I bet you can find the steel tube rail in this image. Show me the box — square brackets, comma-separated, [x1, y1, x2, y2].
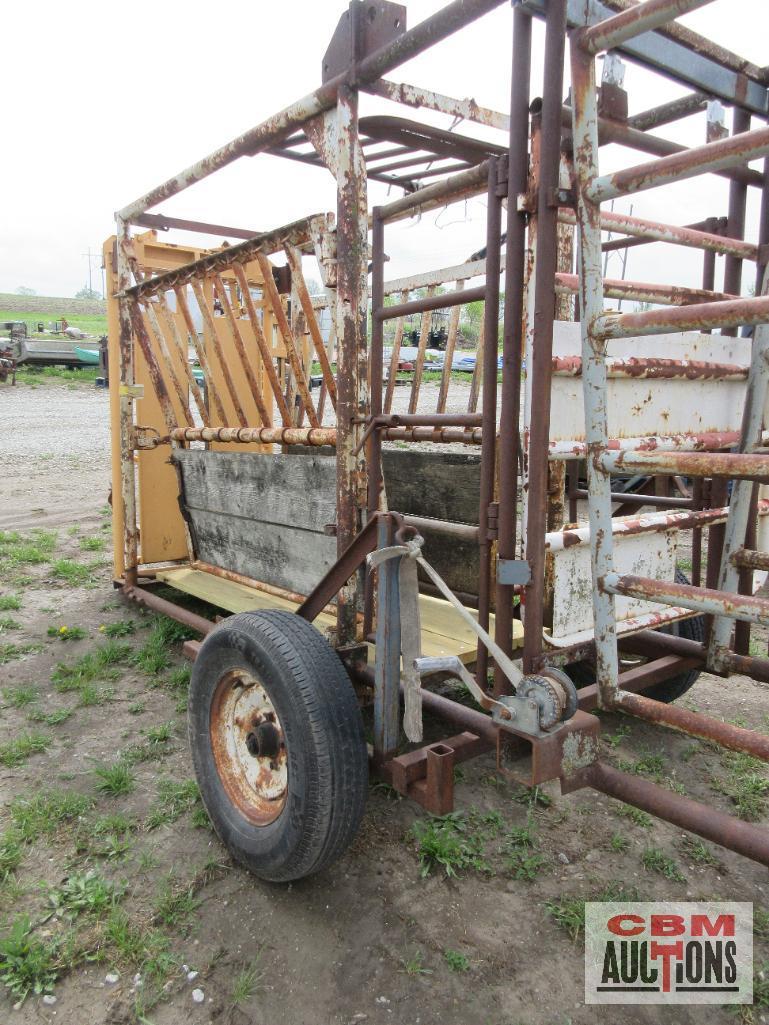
[368, 209, 386, 523]
[598, 449, 769, 480]
[364, 78, 509, 131]
[615, 691, 769, 761]
[170, 426, 338, 446]
[122, 216, 322, 302]
[375, 285, 487, 321]
[123, 586, 215, 637]
[402, 514, 480, 542]
[494, 2, 531, 688]
[379, 160, 490, 223]
[596, 295, 769, 338]
[558, 207, 758, 260]
[587, 126, 769, 203]
[554, 271, 735, 306]
[627, 91, 708, 131]
[603, 572, 769, 626]
[584, 761, 769, 866]
[118, 0, 508, 221]
[579, 0, 715, 56]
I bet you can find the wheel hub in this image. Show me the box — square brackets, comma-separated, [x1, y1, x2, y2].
[210, 669, 288, 825]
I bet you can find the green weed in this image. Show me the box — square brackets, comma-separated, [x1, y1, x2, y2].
[47, 625, 87, 641]
[0, 916, 59, 1002]
[133, 615, 196, 677]
[47, 871, 123, 921]
[0, 616, 20, 633]
[231, 956, 264, 1005]
[641, 847, 686, 883]
[100, 619, 135, 638]
[152, 884, 201, 930]
[679, 834, 719, 866]
[0, 595, 21, 611]
[410, 812, 488, 878]
[609, 833, 629, 853]
[399, 950, 432, 976]
[545, 897, 585, 942]
[443, 949, 470, 972]
[714, 751, 769, 821]
[78, 683, 114, 707]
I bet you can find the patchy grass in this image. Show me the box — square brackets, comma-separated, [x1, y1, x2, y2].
[53, 640, 132, 691]
[615, 804, 653, 828]
[133, 615, 196, 677]
[713, 751, 769, 821]
[94, 761, 135, 797]
[0, 642, 43, 665]
[0, 615, 20, 633]
[0, 529, 57, 568]
[146, 779, 200, 831]
[410, 812, 489, 878]
[609, 833, 630, 853]
[78, 536, 105, 552]
[152, 883, 201, 930]
[641, 847, 686, 883]
[28, 707, 72, 726]
[0, 833, 23, 882]
[0, 595, 21, 611]
[679, 834, 720, 866]
[10, 790, 92, 844]
[50, 559, 98, 587]
[78, 683, 115, 707]
[545, 882, 640, 943]
[3, 684, 37, 708]
[0, 732, 50, 768]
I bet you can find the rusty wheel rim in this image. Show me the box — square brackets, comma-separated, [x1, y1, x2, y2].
[210, 669, 288, 826]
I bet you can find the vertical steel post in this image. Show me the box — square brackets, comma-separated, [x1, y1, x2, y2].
[521, 0, 568, 674]
[335, 81, 369, 646]
[368, 209, 385, 518]
[374, 516, 401, 760]
[570, 37, 620, 706]
[476, 157, 503, 686]
[115, 217, 139, 587]
[494, 4, 532, 695]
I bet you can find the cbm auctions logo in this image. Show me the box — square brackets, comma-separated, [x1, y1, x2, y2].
[585, 902, 752, 1004]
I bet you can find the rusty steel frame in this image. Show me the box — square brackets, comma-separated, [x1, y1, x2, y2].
[109, 0, 769, 857]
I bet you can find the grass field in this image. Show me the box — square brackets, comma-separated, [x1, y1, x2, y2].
[0, 310, 108, 337]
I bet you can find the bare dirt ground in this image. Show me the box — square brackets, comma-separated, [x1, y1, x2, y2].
[1, 376, 769, 1025]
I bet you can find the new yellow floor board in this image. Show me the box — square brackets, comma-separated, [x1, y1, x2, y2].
[155, 566, 523, 662]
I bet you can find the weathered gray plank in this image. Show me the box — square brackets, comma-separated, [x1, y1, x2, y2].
[186, 509, 336, 595]
[174, 450, 336, 533]
[382, 449, 480, 524]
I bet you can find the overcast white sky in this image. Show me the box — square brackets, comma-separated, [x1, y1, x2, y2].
[2, 0, 768, 300]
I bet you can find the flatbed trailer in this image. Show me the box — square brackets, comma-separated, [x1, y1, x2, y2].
[107, 0, 769, 880]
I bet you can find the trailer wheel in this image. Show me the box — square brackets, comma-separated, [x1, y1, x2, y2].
[566, 571, 705, 704]
[188, 610, 368, 882]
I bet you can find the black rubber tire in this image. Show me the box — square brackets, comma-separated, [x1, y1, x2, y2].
[189, 610, 368, 882]
[566, 570, 705, 704]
